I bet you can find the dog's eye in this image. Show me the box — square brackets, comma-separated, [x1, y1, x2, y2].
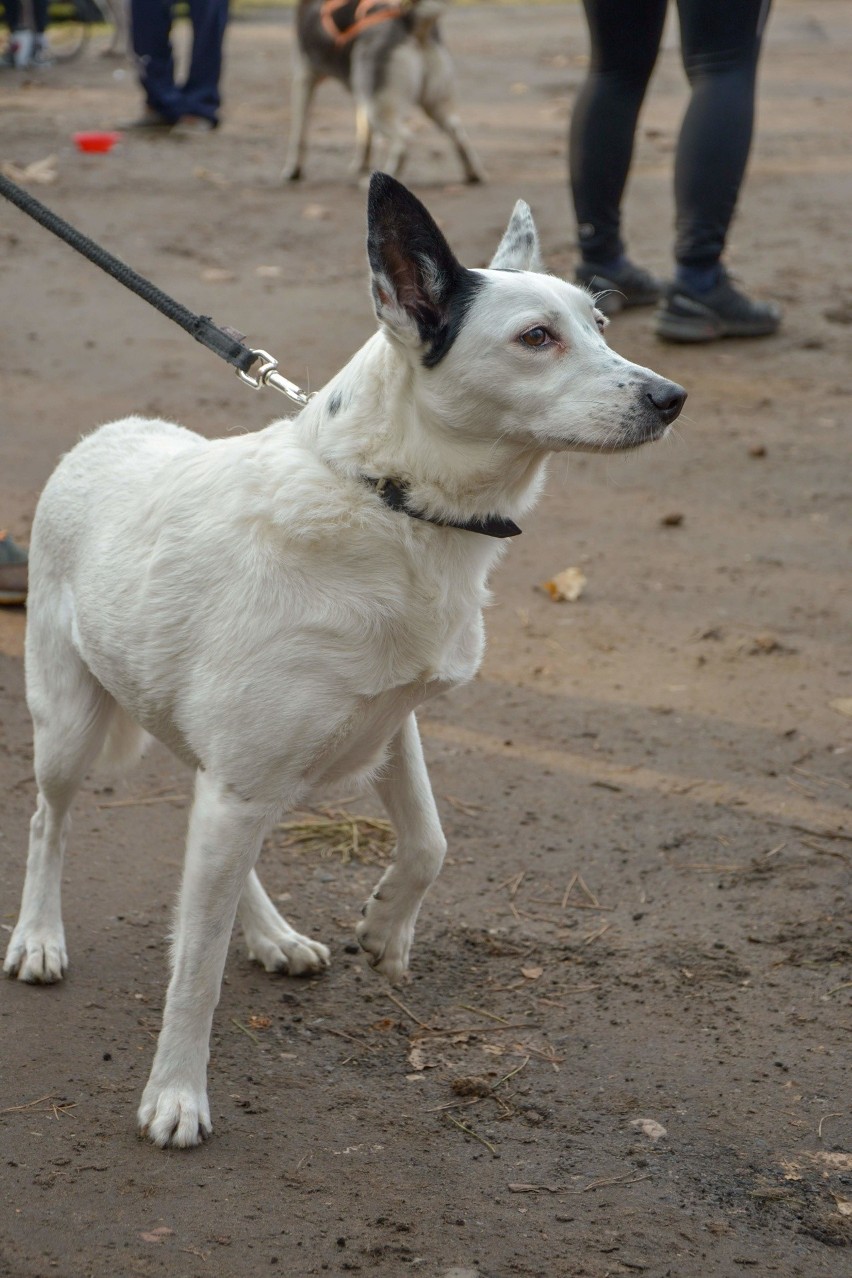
[519, 327, 551, 348]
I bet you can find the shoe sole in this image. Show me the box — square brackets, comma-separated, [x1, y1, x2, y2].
[655, 312, 781, 343]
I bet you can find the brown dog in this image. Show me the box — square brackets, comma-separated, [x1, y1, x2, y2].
[283, 0, 485, 183]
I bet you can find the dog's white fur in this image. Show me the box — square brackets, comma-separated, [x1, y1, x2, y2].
[4, 176, 683, 1148]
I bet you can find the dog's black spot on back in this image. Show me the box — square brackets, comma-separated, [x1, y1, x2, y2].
[327, 390, 344, 417]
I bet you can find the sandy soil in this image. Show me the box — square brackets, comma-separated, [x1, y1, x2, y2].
[1, 3, 850, 1275]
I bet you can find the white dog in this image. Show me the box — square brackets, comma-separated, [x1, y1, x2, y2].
[4, 174, 685, 1148]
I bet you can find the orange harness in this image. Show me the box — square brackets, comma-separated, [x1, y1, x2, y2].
[320, 0, 409, 47]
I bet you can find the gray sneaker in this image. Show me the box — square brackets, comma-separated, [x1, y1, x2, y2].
[655, 271, 782, 343]
[575, 259, 661, 316]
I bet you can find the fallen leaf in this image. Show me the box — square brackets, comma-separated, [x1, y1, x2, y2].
[302, 203, 331, 221]
[630, 1117, 667, 1141]
[541, 567, 586, 602]
[451, 1076, 491, 1098]
[200, 267, 235, 283]
[2, 155, 58, 185]
[521, 966, 543, 981]
[830, 698, 852, 718]
[139, 1227, 175, 1243]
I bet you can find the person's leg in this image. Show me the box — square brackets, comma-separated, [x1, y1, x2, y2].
[130, 0, 183, 123]
[178, 0, 229, 125]
[31, 0, 48, 34]
[674, 0, 771, 283]
[569, 0, 668, 269]
[655, 0, 779, 340]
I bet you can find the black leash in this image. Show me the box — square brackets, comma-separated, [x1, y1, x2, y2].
[1, 174, 521, 538]
[0, 172, 310, 404]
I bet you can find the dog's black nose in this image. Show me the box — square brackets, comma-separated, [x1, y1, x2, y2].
[646, 379, 687, 425]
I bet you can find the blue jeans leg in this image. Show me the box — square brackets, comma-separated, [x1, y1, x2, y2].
[131, 0, 183, 122]
[180, 0, 229, 123]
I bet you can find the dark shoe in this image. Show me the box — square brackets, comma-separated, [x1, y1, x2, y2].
[575, 259, 661, 316]
[655, 271, 782, 342]
[0, 530, 28, 605]
[171, 114, 217, 136]
[119, 107, 173, 133]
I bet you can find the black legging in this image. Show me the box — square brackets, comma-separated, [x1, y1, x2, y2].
[569, 0, 772, 270]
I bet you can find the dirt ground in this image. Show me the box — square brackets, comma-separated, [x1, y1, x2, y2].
[1, 3, 850, 1275]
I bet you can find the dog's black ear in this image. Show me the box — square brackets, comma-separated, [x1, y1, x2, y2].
[367, 172, 482, 367]
[489, 200, 543, 272]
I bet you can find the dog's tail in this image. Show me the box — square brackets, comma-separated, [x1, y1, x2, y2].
[411, 0, 446, 41]
[94, 703, 152, 776]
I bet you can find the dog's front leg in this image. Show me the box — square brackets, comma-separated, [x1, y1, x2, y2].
[357, 714, 447, 983]
[138, 771, 267, 1148]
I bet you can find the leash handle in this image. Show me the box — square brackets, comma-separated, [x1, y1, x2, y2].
[0, 172, 258, 377]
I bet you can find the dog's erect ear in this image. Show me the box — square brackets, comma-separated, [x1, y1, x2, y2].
[489, 200, 543, 272]
[367, 172, 481, 367]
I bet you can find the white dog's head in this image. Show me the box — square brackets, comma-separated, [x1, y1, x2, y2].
[367, 173, 685, 455]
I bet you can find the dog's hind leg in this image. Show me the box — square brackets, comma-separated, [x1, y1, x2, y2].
[4, 629, 116, 984]
[356, 714, 447, 984]
[282, 51, 321, 182]
[138, 769, 268, 1148]
[237, 869, 330, 976]
[422, 99, 485, 184]
[420, 44, 485, 183]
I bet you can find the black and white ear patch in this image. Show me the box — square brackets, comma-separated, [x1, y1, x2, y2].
[489, 200, 543, 273]
[367, 172, 484, 367]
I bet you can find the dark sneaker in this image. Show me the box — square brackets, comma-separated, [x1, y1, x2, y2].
[575, 259, 661, 316]
[0, 530, 28, 605]
[655, 272, 782, 342]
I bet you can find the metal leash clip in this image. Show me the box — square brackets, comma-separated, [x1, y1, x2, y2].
[236, 349, 313, 407]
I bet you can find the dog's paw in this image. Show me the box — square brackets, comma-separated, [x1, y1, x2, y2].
[355, 893, 415, 985]
[281, 164, 302, 183]
[138, 1085, 212, 1149]
[246, 925, 331, 978]
[3, 927, 67, 984]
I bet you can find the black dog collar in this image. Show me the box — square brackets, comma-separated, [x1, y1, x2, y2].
[364, 477, 522, 539]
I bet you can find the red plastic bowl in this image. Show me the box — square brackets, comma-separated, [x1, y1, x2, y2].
[73, 131, 122, 154]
